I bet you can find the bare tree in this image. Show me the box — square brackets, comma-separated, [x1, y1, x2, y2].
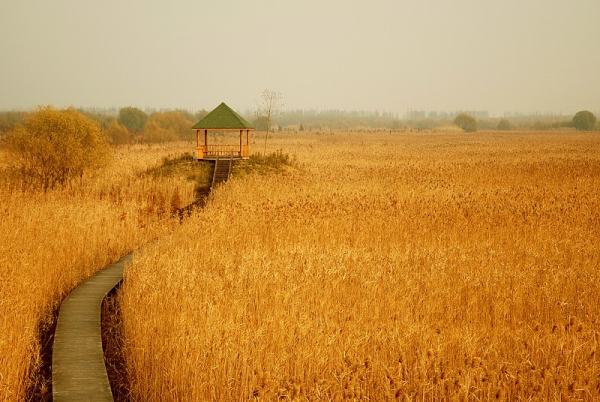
[258, 89, 283, 154]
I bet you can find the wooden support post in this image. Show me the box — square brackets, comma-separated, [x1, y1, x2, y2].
[246, 129, 249, 145]
[196, 129, 199, 147]
[204, 129, 208, 147]
[239, 129, 243, 155]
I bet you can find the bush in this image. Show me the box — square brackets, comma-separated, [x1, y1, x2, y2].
[105, 119, 132, 145]
[497, 119, 512, 131]
[143, 120, 179, 143]
[118, 107, 148, 133]
[454, 113, 477, 132]
[572, 110, 596, 131]
[3, 107, 110, 190]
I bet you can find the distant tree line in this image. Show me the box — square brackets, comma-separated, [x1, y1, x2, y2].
[1, 108, 598, 144]
[0, 108, 210, 142]
[255, 109, 600, 132]
[100, 107, 209, 144]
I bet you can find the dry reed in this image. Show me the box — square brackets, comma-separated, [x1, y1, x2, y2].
[121, 131, 600, 400]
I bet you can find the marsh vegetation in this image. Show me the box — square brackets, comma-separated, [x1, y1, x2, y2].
[119, 131, 600, 400]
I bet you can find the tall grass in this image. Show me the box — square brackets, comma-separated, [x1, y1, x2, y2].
[121, 132, 600, 400]
[0, 143, 196, 401]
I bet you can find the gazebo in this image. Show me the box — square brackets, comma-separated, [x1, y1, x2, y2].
[192, 102, 254, 160]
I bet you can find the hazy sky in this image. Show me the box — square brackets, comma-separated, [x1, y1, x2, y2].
[1, 0, 599, 115]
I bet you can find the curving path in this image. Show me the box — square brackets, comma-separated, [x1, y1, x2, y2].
[51, 158, 234, 401]
[52, 255, 131, 401]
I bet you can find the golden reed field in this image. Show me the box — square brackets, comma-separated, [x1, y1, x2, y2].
[0, 143, 196, 401]
[120, 131, 600, 400]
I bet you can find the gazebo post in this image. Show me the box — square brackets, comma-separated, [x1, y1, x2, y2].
[239, 129, 242, 155]
[204, 129, 208, 148]
[195, 129, 199, 148]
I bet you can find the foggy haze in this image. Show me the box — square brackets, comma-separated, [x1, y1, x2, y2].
[0, 0, 598, 115]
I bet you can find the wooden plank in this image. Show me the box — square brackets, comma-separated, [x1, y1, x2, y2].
[52, 255, 132, 401]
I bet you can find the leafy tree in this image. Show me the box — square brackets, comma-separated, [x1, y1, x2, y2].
[105, 119, 131, 145]
[454, 113, 477, 132]
[3, 107, 110, 190]
[497, 119, 512, 131]
[143, 120, 178, 143]
[572, 110, 596, 131]
[118, 107, 148, 133]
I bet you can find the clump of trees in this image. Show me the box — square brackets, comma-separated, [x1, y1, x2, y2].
[118, 107, 148, 133]
[3, 107, 110, 190]
[111, 108, 200, 144]
[572, 110, 596, 131]
[454, 113, 478, 132]
[105, 119, 132, 145]
[143, 111, 194, 143]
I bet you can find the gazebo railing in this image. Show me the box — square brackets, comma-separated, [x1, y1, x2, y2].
[196, 145, 249, 159]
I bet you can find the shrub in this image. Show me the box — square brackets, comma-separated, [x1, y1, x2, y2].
[454, 113, 477, 132]
[143, 120, 179, 143]
[105, 119, 132, 145]
[572, 110, 596, 131]
[497, 119, 512, 131]
[2, 107, 110, 190]
[118, 107, 148, 133]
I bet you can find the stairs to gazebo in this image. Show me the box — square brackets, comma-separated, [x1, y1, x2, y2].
[211, 157, 233, 188]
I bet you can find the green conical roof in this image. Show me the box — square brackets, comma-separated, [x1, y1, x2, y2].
[192, 102, 253, 129]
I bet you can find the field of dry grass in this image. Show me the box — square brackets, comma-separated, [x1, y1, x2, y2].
[121, 131, 600, 400]
[0, 143, 198, 401]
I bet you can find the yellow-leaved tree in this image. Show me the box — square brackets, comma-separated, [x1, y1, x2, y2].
[104, 119, 132, 145]
[3, 107, 110, 190]
[143, 111, 193, 143]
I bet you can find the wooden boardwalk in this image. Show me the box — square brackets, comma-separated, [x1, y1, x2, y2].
[50, 158, 234, 401]
[52, 255, 131, 401]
